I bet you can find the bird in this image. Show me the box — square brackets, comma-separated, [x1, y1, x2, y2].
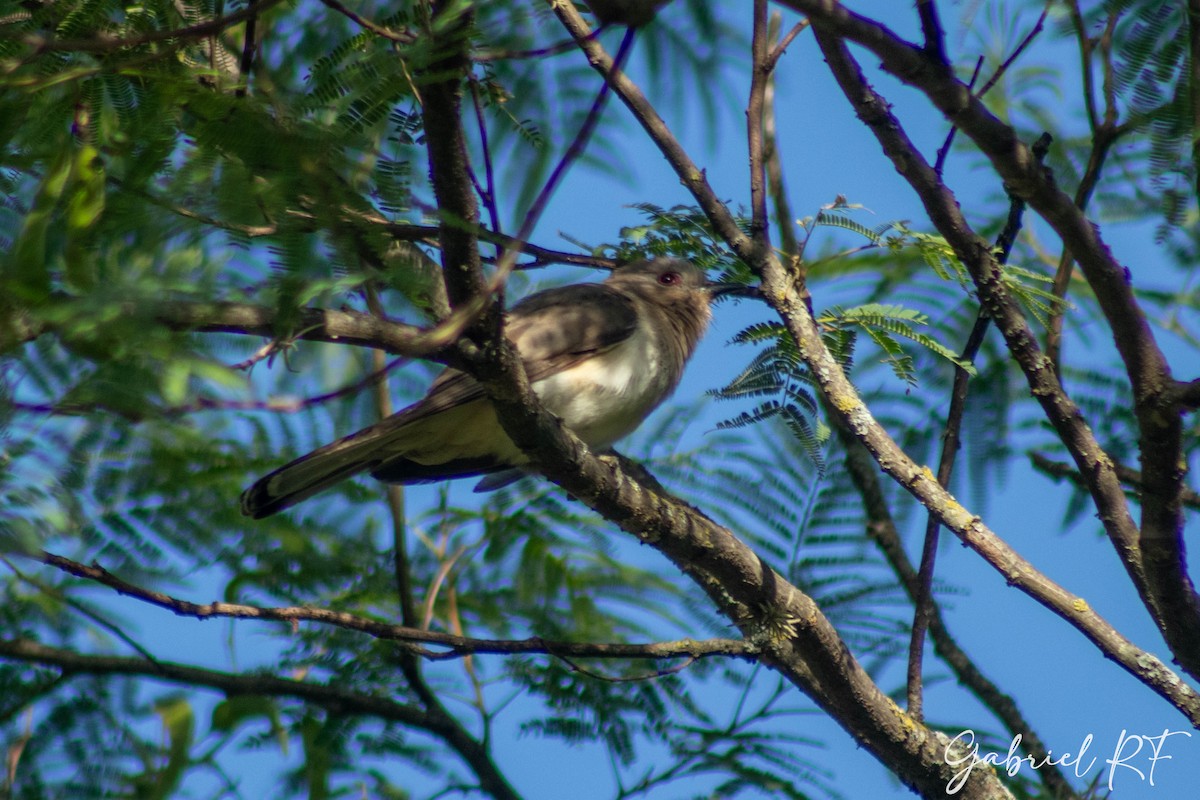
[240, 257, 754, 518]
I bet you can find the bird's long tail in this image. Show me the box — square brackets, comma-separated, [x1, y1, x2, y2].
[239, 423, 399, 519]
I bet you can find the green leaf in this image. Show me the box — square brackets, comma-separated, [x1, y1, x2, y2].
[64, 143, 106, 290]
[145, 695, 194, 800]
[8, 145, 73, 302]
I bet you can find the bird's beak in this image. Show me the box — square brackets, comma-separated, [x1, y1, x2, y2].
[707, 282, 762, 300]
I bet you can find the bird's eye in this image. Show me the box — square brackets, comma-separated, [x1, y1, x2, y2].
[658, 271, 681, 286]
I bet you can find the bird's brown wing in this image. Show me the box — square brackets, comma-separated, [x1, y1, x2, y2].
[365, 284, 638, 486]
[406, 282, 639, 414]
[241, 283, 638, 517]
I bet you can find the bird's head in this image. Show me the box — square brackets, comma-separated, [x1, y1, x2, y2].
[606, 257, 761, 305]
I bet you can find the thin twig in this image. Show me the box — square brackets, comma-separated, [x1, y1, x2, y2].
[363, 287, 418, 631]
[555, 654, 699, 683]
[747, 0, 771, 252]
[1, 557, 163, 668]
[13, 355, 410, 419]
[131, 182, 616, 270]
[473, 37, 581, 62]
[908, 132, 1051, 720]
[502, 26, 635, 259]
[235, 0, 259, 97]
[934, 57, 982, 176]
[547, 1, 753, 263]
[468, 77, 503, 260]
[1047, 9, 1125, 375]
[1030, 452, 1200, 511]
[763, 19, 810, 77]
[32, 552, 755, 662]
[1067, 0, 1099, 131]
[314, 0, 416, 43]
[23, 0, 288, 53]
[763, 12, 800, 261]
[974, 1, 1050, 99]
[934, 1, 1048, 175]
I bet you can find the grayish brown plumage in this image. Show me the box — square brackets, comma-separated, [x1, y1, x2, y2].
[240, 258, 751, 518]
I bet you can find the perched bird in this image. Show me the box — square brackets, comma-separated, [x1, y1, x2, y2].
[240, 258, 754, 518]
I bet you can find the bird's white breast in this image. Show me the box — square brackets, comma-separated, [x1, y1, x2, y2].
[531, 323, 674, 449]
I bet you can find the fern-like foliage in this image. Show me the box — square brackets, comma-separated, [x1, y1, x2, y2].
[1088, 0, 1194, 237]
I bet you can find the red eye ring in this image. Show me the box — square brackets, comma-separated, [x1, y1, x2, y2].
[658, 271, 681, 286]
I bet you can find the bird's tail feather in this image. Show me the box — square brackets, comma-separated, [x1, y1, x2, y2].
[240, 426, 399, 519]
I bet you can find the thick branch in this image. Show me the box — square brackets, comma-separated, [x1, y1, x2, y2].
[519, 7, 1030, 798]
[474, 351, 1021, 796]
[420, 1, 486, 309]
[1172, 378, 1200, 411]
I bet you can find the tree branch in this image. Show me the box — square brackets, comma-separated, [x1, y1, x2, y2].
[1047, 9, 1125, 374]
[314, 0, 416, 43]
[915, 0, 947, 65]
[0, 637, 519, 800]
[22, 0, 288, 53]
[806, 19, 1200, 681]
[839, 435, 1081, 800]
[747, 0, 771, 253]
[36, 553, 759, 663]
[1030, 452, 1200, 512]
[1171, 378, 1200, 411]
[759, 217, 1200, 724]
[548, 1, 755, 269]
[763, 13, 802, 261]
[908, 137, 1046, 721]
[1190, 0, 1200, 205]
[715, 24, 1200, 729]
[4, 296, 478, 365]
[777, 3, 1200, 675]
[764, 18, 809, 74]
[420, 1, 487, 312]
